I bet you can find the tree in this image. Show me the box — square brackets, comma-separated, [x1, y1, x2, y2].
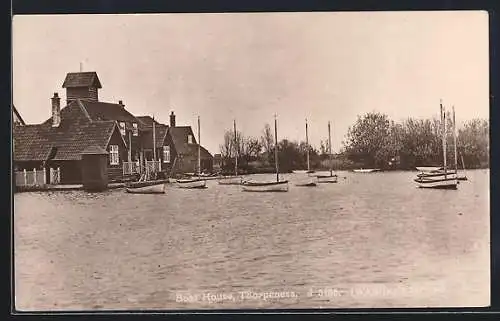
[458, 119, 489, 168]
[260, 123, 274, 164]
[344, 112, 392, 168]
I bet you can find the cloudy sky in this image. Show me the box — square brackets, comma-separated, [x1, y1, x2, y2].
[13, 11, 488, 154]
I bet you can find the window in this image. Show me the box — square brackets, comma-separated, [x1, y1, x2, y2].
[132, 123, 138, 136]
[110, 145, 119, 165]
[188, 135, 193, 144]
[119, 122, 126, 136]
[163, 146, 171, 163]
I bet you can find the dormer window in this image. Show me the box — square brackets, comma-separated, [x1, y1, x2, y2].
[188, 135, 193, 144]
[132, 123, 138, 136]
[119, 122, 126, 136]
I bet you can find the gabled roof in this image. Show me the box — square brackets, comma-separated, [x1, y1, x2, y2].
[136, 116, 162, 128]
[62, 72, 102, 88]
[79, 101, 142, 129]
[168, 126, 196, 155]
[14, 120, 120, 161]
[12, 105, 26, 125]
[167, 126, 213, 159]
[141, 124, 169, 149]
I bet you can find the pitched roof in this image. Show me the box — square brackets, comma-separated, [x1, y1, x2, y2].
[14, 120, 120, 161]
[168, 126, 196, 155]
[141, 124, 169, 149]
[12, 105, 26, 125]
[79, 101, 142, 129]
[136, 116, 163, 127]
[167, 126, 213, 159]
[62, 72, 102, 88]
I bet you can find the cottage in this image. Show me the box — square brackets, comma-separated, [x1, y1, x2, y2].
[13, 96, 127, 184]
[162, 111, 213, 175]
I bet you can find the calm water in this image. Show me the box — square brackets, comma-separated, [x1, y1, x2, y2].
[14, 170, 490, 310]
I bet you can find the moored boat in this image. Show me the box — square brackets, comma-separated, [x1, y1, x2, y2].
[316, 121, 338, 183]
[317, 173, 338, 183]
[126, 181, 165, 194]
[242, 115, 288, 192]
[295, 118, 317, 187]
[353, 168, 381, 173]
[416, 166, 443, 173]
[176, 178, 207, 189]
[415, 100, 457, 190]
[242, 179, 289, 192]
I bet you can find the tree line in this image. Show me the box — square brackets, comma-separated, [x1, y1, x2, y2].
[218, 112, 489, 173]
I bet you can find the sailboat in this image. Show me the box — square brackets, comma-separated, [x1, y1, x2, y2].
[218, 120, 244, 185]
[414, 101, 457, 189]
[126, 117, 166, 194]
[242, 115, 289, 192]
[177, 116, 207, 189]
[295, 119, 318, 187]
[316, 121, 338, 183]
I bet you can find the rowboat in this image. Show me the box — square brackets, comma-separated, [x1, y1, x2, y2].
[353, 168, 381, 173]
[416, 166, 443, 173]
[176, 178, 207, 189]
[242, 180, 289, 192]
[242, 115, 288, 192]
[125, 181, 166, 194]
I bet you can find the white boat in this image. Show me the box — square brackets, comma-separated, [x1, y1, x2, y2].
[315, 121, 339, 183]
[295, 119, 317, 187]
[125, 182, 166, 194]
[177, 116, 208, 190]
[176, 178, 207, 189]
[416, 166, 443, 173]
[353, 168, 381, 173]
[219, 120, 245, 185]
[415, 100, 457, 189]
[242, 115, 288, 192]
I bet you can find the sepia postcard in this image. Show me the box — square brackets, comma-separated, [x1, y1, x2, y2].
[12, 11, 490, 311]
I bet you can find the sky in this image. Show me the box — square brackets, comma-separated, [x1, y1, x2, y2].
[12, 11, 489, 155]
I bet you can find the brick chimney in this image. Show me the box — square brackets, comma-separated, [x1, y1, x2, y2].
[51, 92, 61, 127]
[119, 100, 124, 108]
[170, 111, 176, 127]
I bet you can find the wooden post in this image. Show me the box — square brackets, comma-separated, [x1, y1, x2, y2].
[274, 114, 279, 182]
[43, 167, 47, 184]
[23, 169, 27, 186]
[58, 167, 60, 184]
[306, 118, 310, 172]
[33, 168, 37, 185]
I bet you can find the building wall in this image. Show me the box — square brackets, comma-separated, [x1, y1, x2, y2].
[66, 87, 98, 103]
[106, 128, 128, 182]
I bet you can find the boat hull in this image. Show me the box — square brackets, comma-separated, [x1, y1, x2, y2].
[242, 180, 289, 192]
[414, 176, 458, 189]
[125, 184, 165, 194]
[353, 169, 381, 173]
[176, 179, 207, 189]
[218, 176, 244, 185]
[317, 175, 338, 183]
[416, 166, 443, 172]
[295, 177, 318, 187]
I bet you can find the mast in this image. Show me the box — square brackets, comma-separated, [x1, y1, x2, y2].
[441, 102, 447, 178]
[306, 119, 310, 171]
[234, 119, 238, 176]
[452, 105, 458, 174]
[274, 115, 279, 182]
[152, 116, 156, 162]
[198, 116, 201, 177]
[328, 121, 332, 176]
